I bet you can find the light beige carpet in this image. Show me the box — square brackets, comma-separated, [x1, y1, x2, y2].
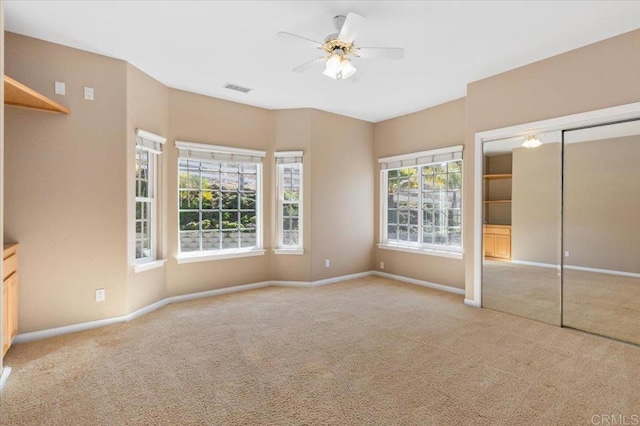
[1, 276, 639, 425]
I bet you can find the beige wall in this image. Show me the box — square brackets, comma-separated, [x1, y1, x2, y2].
[4, 33, 129, 332]
[310, 110, 374, 281]
[372, 98, 466, 289]
[466, 29, 640, 299]
[564, 136, 640, 273]
[1, 0, 5, 371]
[125, 64, 170, 312]
[270, 109, 312, 282]
[164, 89, 273, 296]
[511, 143, 562, 264]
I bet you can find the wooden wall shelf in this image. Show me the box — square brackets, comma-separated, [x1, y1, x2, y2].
[483, 174, 512, 180]
[4, 75, 71, 114]
[483, 200, 512, 204]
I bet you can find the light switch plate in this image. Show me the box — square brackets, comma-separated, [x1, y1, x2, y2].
[96, 288, 106, 302]
[54, 81, 65, 95]
[84, 86, 94, 100]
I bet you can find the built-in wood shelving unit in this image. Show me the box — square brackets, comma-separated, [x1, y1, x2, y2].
[4, 75, 71, 114]
[483, 173, 512, 180]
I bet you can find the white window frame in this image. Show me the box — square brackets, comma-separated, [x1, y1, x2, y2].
[134, 129, 166, 269]
[378, 145, 464, 259]
[274, 151, 304, 255]
[175, 140, 266, 263]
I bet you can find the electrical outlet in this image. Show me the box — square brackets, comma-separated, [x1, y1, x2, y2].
[325, 259, 330, 268]
[565, 251, 570, 257]
[84, 86, 94, 100]
[54, 81, 65, 95]
[379, 261, 385, 270]
[95, 288, 106, 302]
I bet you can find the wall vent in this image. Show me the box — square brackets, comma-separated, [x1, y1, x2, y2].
[223, 83, 252, 93]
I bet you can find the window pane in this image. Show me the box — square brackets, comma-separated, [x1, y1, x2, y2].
[202, 212, 219, 230]
[180, 231, 200, 252]
[240, 212, 256, 230]
[222, 212, 239, 229]
[388, 209, 398, 225]
[180, 190, 199, 210]
[180, 211, 199, 231]
[387, 225, 398, 240]
[202, 231, 220, 251]
[222, 231, 239, 249]
[240, 193, 256, 210]
[409, 226, 419, 242]
[240, 231, 257, 248]
[222, 193, 238, 210]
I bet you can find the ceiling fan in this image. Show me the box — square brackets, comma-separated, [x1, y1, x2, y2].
[277, 12, 405, 80]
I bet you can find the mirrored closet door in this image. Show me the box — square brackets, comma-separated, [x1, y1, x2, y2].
[482, 135, 562, 326]
[562, 120, 640, 345]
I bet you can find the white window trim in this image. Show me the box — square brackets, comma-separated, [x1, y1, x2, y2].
[134, 259, 167, 273]
[273, 248, 304, 255]
[177, 248, 266, 264]
[175, 140, 266, 160]
[175, 140, 266, 257]
[275, 151, 303, 252]
[377, 243, 463, 259]
[134, 129, 166, 266]
[378, 145, 463, 255]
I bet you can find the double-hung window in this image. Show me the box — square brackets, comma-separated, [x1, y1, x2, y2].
[378, 145, 463, 257]
[135, 129, 166, 265]
[275, 151, 303, 254]
[176, 141, 266, 261]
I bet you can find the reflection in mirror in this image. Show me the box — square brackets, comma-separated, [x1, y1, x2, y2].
[562, 120, 640, 345]
[482, 133, 562, 325]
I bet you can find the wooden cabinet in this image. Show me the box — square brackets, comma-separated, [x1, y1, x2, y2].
[483, 225, 511, 260]
[2, 243, 19, 359]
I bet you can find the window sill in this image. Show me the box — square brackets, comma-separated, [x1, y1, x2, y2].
[134, 259, 167, 273]
[273, 248, 304, 255]
[176, 248, 266, 264]
[377, 243, 463, 259]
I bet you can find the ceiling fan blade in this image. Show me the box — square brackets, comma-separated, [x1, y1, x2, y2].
[338, 12, 365, 44]
[292, 57, 326, 73]
[277, 31, 323, 48]
[355, 47, 405, 60]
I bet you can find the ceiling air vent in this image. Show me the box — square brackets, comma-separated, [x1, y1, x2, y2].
[223, 83, 252, 94]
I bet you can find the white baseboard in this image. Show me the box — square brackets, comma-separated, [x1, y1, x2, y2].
[126, 299, 170, 322]
[372, 271, 465, 295]
[510, 259, 559, 269]
[313, 271, 374, 286]
[464, 298, 480, 307]
[273, 271, 375, 288]
[0, 367, 11, 390]
[14, 314, 130, 344]
[563, 265, 640, 279]
[166, 281, 272, 304]
[12, 270, 465, 345]
[272, 280, 312, 288]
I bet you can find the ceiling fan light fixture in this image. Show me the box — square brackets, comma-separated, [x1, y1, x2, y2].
[340, 58, 356, 79]
[522, 135, 542, 149]
[322, 53, 357, 80]
[323, 53, 342, 79]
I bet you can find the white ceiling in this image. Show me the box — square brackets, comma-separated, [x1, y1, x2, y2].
[4, 1, 640, 123]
